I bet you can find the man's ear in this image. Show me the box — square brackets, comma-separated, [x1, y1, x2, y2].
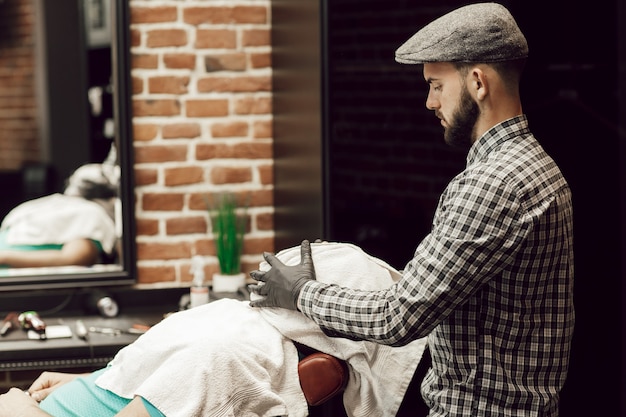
[470, 67, 488, 101]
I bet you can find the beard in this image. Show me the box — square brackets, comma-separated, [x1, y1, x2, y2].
[443, 86, 479, 148]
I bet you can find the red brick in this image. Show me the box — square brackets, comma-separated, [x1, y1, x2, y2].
[195, 143, 221, 160]
[183, 6, 232, 25]
[137, 265, 177, 284]
[133, 124, 159, 141]
[166, 216, 208, 235]
[242, 29, 270, 47]
[197, 76, 271, 93]
[258, 164, 273, 185]
[136, 218, 159, 235]
[142, 193, 185, 211]
[247, 189, 273, 207]
[132, 53, 159, 69]
[137, 241, 192, 260]
[234, 96, 272, 115]
[211, 121, 249, 138]
[196, 142, 271, 160]
[131, 6, 178, 24]
[255, 212, 274, 231]
[235, 142, 272, 159]
[195, 29, 236, 49]
[253, 120, 272, 138]
[164, 53, 196, 69]
[148, 76, 190, 94]
[134, 144, 188, 163]
[204, 53, 247, 72]
[133, 99, 181, 117]
[132, 76, 143, 95]
[211, 166, 252, 184]
[250, 52, 271, 69]
[164, 166, 204, 186]
[185, 99, 229, 117]
[130, 28, 141, 47]
[194, 238, 216, 256]
[134, 168, 158, 186]
[243, 237, 274, 255]
[183, 6, 266, 25]
[146, 29, 188, 48]
[162, 123, 201, 139]
[233, 6, 268, 24]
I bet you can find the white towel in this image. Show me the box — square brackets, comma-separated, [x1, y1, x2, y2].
[0, 193, 117, 254]
[96, 299, 307, 417]
[96, 242, 426, 417]
[258, 242, 427, 417]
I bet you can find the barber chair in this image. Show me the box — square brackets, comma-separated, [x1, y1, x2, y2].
[297, 344, 430, 417]
[296, 342, 348, 408]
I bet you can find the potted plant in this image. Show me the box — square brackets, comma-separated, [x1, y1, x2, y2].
[206, 193, 247, 293]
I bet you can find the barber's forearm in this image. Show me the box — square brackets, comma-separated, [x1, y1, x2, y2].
[298, 280, 409, 345]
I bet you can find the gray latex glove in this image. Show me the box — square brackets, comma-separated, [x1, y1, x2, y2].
[249, 240, 316, 310]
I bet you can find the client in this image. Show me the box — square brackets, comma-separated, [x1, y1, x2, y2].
[0, 163, 119, 268]
[0, 242, 427, 417]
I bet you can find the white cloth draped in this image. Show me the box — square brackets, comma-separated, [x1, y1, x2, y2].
[96, 242, 427, 416]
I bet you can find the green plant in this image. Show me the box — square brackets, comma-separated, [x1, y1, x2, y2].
[206, 193, 247, 275]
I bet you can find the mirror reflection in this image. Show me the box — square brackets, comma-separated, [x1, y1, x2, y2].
[0, 161, 120, 270]
[0, 0, 127, 279]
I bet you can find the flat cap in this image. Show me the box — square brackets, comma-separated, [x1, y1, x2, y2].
[395, 3, 528, 64]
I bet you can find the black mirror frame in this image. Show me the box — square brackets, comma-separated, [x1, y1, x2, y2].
[111, 0, 137, 282]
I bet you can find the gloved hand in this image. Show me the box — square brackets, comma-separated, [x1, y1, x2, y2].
[249, 240, 316, 310]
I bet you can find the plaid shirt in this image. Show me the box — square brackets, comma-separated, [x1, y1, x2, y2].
[298, 115, 574, 417]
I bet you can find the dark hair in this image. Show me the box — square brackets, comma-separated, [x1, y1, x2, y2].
[453, 58, 527, 93]
[73, 180, 118, 200]
[64, 164, 119, 200]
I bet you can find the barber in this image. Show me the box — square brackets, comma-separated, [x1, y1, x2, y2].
[251, 3, 574, 416]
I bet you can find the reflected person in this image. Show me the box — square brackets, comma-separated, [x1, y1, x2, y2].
[0, 163, 119, 268]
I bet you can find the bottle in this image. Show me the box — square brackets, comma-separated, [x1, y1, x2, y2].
[189, 255, 209, 308]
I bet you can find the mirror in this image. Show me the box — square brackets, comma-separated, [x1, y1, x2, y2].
[0, 0, 135, 290]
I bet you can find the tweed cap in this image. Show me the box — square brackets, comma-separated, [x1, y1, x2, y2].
[395, 3, 528, 64]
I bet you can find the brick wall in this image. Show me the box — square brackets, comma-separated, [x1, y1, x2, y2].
[129, 0, 274, 286]
[0, 0, 39, 170]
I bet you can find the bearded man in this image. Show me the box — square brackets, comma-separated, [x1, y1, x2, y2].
[251, 3, 575, 416]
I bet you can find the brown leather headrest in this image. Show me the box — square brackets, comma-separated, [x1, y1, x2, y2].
[297, 352, 349, 406]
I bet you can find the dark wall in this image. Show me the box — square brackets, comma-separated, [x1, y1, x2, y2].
[323, 1, 468, 269]
[515, 2, 621, 416]
[322, 2, 622, 415]
[274, 1, 624, 415]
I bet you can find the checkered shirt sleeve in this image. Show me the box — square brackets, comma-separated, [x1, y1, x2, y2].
[298, 116, 574, 416]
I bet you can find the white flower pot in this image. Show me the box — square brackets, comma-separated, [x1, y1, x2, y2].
[212, 272, 245, 293]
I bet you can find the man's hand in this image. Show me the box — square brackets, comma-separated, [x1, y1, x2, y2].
[249, 240, 316, 310]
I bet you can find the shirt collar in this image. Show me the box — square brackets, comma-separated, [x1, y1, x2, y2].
[466, 115, 530, 167]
